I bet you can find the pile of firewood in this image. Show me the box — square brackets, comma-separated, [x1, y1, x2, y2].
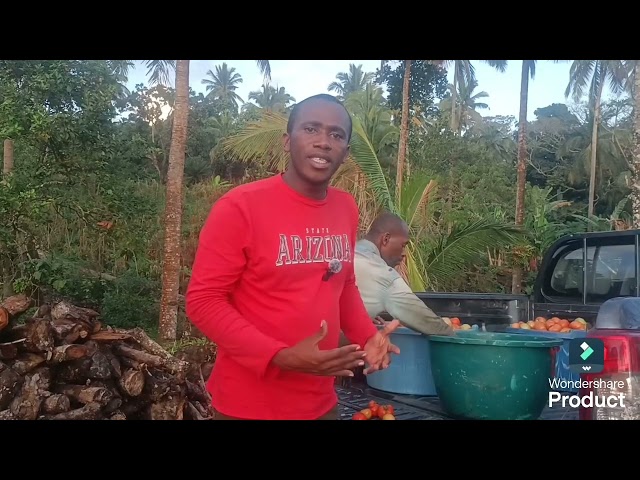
[0, 294, 214, 420]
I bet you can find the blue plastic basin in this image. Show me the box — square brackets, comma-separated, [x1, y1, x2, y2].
[365, 325, 437, 396]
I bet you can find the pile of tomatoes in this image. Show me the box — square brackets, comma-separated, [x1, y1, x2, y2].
[351, 400, 396, 420]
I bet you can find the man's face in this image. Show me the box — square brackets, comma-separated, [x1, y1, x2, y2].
[380, 224, 410, 268]
[283, 99, 351, 186]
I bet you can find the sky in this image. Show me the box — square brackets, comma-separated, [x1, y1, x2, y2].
[124, 60, 622, 122]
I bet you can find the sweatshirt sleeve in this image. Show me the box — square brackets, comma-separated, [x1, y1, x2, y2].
[185, 194, 289, 378]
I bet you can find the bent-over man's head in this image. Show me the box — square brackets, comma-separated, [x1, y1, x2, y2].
[364, 211, 409, 268]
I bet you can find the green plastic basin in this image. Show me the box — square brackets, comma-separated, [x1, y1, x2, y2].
[428, 331, 563, 420]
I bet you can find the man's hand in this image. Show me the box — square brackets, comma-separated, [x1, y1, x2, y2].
[373, 316, 386, 326]
[363, 320, 401, 375]
[272, 320, 367, 377]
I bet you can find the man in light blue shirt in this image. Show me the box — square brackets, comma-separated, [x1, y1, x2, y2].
[354, 212, 453, 336]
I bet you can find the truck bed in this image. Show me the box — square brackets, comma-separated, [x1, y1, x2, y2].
[336, 384, 578, 420]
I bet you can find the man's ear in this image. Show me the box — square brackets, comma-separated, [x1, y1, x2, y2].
[338, 144, 350, 165]
[382, 232, 390, 246]
[282, 133, 290, 152]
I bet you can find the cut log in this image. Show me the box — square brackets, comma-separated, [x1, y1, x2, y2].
[0, 367, 22, 409]
[0, 409, 15, 420]
[0, 306, 8, 333]
[51, 322, 88, 344]
[50, 344, 90, 363]
[43, 402, 102, 420]
[112, 344, 163, 368]
[90, 331, 131, 342]
[148, 394, 186, 420]
[24, 319, 55, 358]
[87, 349, 113, 380]
[10, 353, 46, 375]
[100, 346, 122, 379]
[116, 327, 189, 375]
[0, 298, 215, 420]
[118, 369, 145, 397]
[9, 372, 45, 420]
[54, 385, 113, 407]
[50, 301, 99, 329]
[42, 394, 71, 414]
[109, 410, 127, 420]
[1, 294, 33, 317]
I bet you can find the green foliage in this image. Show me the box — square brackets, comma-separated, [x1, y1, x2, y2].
[375, 60, 449, 116]
[0, 59, 635, 330]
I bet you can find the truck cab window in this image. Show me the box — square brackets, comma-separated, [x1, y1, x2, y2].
[543, 235, 638, 304]
[585, 243, 636, 302]
[549, 245, 586, 300]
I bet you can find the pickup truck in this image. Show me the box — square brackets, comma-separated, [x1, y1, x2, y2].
[337, 228, 640, 420]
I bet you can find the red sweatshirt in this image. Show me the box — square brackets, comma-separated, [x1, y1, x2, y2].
[185, 173, 379, 420]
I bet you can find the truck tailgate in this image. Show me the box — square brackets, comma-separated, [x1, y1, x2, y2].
[337, 385, 578, 420]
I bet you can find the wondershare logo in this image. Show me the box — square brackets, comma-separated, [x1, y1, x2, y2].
[580, 342, 594, 361]
[569, 338, 604, 374]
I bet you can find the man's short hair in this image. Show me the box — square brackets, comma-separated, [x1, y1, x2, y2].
[368, 211, 407, 235]
[286, 94, 353, 142]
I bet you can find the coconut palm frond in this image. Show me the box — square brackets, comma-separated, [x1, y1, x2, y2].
[219, 110, 289, 172]
[350, 116, 394, 212]
[399, 241, 428, 291]
[424, 219, 524, 287]
[399, 176, 438, 234]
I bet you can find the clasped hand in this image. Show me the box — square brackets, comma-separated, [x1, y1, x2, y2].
[272, 320, 401, 377]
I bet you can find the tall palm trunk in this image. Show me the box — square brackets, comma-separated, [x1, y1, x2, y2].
[2, 139, 14, 297]
[633, 61, 640, 228]
[396, 60, 411, 202]
[512, 61, 530, 294]
[588, 79, 605, 219]
[159, 60, 190, 342]
[450, 62, 458, 132]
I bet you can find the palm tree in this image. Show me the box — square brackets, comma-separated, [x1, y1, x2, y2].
[565, 60, 630, 219]
[438, 79, 490, 134]
[328, 64, 374, 100]
[201, 63, 244, 112]
[435, 60, 507, 132]
[159, 60, 190, 342]
[245, 84, 296, 113]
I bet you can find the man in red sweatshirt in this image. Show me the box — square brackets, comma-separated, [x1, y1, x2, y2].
[185, 93, 400, 420]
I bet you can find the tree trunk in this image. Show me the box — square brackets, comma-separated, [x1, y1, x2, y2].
[2, 139, 15, 298]
[396, 60, 411, 204]
[3, 139, 13, 175]
[450, 62, 458, 132]
[588, 79, 604, 220]
[512, 61, 530, 294]
[159, 60, 190, 342]
[632, 61, 640, 229]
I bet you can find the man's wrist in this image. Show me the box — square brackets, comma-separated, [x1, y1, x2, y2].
[272, 347, 292, 370]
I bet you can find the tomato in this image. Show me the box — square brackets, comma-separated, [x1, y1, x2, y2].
[377, 407, 387, 419]
[352, 412, 367, 420]
[382, 413, 395, 420]
[360, 408, 372, 420]
[370, 404, 379, 416]
[368, 400, 378, 409]
[384, 405, 395, 415]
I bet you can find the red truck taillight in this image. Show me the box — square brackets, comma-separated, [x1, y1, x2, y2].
[579, 330, 640, 420]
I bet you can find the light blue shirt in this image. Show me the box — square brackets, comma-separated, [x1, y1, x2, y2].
[354, 239, 453, 336]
